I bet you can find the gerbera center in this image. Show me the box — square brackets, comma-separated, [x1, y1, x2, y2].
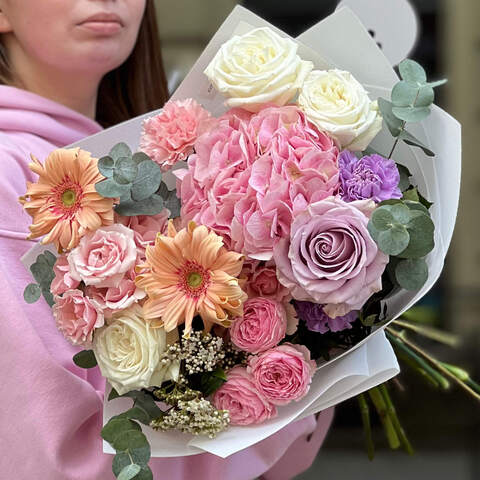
[187, 271, 203, 289]
[61, 189, 76, 207]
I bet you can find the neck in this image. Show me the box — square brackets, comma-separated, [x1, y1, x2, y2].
[5, 37, 101, 119]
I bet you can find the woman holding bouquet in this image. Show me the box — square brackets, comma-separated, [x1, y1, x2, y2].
[0, 1, 333, 479]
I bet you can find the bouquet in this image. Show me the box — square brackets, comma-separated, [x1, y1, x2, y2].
[19, 6, 464, 479]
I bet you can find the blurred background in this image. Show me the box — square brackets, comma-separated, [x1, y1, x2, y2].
[154, 0, 479, 478]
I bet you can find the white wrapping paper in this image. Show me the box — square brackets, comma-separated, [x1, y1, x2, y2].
[56, 5, 459, 458]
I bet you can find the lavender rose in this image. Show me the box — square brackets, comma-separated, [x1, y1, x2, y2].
[273, 197, 389, 317]
[339, 150, 401, 203]
[294, 301, 357, 333]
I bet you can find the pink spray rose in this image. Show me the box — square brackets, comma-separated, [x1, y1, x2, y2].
[273, 197, 389, 318]
[68, 224, 137, 288]
[247, 343, 316, 405]
[212, 366, 277, 425]
[241, 260, 289, 302]
[86, 267, 146, 318]
[51, 254, 80, 295]
[140, 98, 215, 170]
[53, 289, 104, 346]
[115, 210, 170, 256]
[230, 297, 287, 353]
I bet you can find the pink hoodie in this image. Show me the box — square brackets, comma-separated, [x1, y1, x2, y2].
[0, 85, 333, 480]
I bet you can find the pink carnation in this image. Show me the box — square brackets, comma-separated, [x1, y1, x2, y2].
[51, 254, 80, 295]
[273, 197, 389, 317]
[140, 99, 215, 170]
[86, 267, 146, 318]
[53, 290, 104, 346]
[68, 224, 137, 289]
[230, 297, 287, 354]
[212, 366, 277, 426]
[247, 343, 316, 405]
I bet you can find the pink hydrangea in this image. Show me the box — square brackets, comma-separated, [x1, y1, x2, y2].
[51, 254, 80, 295]
[68, 224, 137, 289]
[212, 366, 277, 426]
[273, 197, 389, 317]
[140, 99, 216, 170]
[53, 290, 104, 346]
[247, 343, 316, 405]
[230, 297, 287, 353]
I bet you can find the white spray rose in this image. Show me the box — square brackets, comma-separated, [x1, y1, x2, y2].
[93, 304, 179, 395]
[204, 27, 313, 112]
[298, 69, 382, 151]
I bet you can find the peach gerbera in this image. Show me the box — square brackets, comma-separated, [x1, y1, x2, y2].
[135, 220, 247, 336]
[19, 148, 114, 252]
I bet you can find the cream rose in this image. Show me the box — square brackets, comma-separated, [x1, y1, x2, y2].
[298, 69, 382, 151]
[92, 304, 179, 395]
[204, 27, 313, 112]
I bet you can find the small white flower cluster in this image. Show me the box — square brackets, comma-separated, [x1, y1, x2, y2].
[151, 398, 230, 438]
[182, 331, 226, 375]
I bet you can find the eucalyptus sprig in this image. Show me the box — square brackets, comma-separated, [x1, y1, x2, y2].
[23, 250, 56, 306]
[378, 59, 446, 159]
[95, 142, 181, 218]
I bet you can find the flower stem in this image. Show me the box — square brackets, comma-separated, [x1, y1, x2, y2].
[387, 327, 480, 401]
[368, 387, 400, 449]
[357, 393, 375, 460]
[379, 384, 414, 455]
[393, 319, 460, 347]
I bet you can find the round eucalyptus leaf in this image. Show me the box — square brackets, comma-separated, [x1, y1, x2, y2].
[416, 85, 435, 107]
[390, 203, 411, 225]
[112, 452, 131, 477]
[72, 349, 97, 369]
[404, 200, 429, 215]
[110, 142, 132, 161]
[391, 81, 418, 107]
[377, 225, 410, 256]
[402, 187, 420, 202]
[96, 178, 131, 198]
[101, 418, 141, 444]
[396, 164, 412, 192]
[43, 250, 57, 267]
[399, 59, 427, 84]
[24, 283, 42, 303]
[131, 160, 162, 201]
[98, 156, 115, 178]
[371, 207, 394, 231]
[398, 213, 435, 258]
[114, 157, 138, 184]
[132, 151, 152, 165]
[116, 195, 165, 217]
[367, 219, 381, 242]
[395, 258, 428, 290]
[113, 430, 151, 465]
[378, 97, 403, 137]
[392, 106, 431, 123]
[118, 464, 142, 480]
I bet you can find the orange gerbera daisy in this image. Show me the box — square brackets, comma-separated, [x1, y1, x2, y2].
[19, 148, 114, 252]
[135, 221, 247, 336]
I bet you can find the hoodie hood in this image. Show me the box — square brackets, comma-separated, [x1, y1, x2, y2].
[0, 85, 102, 147]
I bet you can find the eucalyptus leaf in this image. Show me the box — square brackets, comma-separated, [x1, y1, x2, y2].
[112, 452, 132, 477]
[163, 191, 181, 218]
[118, 464, 142, 480]
[404, 200, 429, 215]
[101, 418, 141, 444]
[24, 283, 41, 303]
[116, 390, 164, 420]
[116, 406, 151, 426]
[415, 85, 435, 107]
[114, 157, 138, 185]
[30, 261, 54, 286]
[110, 142, 132, 161]
[131, 161, 162, 202]
[98, 156, 115, 178]
[132, 152, 152, 165]
[116, 194, 165, 217]
[390, 203, 411, 224]
[402, 188, 420, 202]
[427, 79, 447, 89]
[43, 250, 57, 267]
[377, 225, 410, 256]
[367, 221, 381, 243]
[200, 367, 228, 396]
[398, 213, 435, 258]
[371, 208, 394, 231]
[399, 59, 427, 84]
[395, 258, 428, 290]
[73, 349, 97, 369]
[399, 130, 435, 157]
[391, 81, 418, 107]
[96, 178, 131, 198]
[112, 431, 150, 465]
[378, 98, 404, 137]
[392, 106, 431, 123]
[397, 164, 412, 191]
[417, 190, 434, 210]
[133, 466, 153, 480]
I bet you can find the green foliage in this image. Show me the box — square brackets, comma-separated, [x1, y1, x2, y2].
[95, 142, 181, 218]
[72, 349, 98, 369]
[25, 251, 56, 306]
[379, 59, 446, 158]
[395, 258, 429, 290]
[117, 464, 141, 480]
[200, 368, 227, 397]
[396, 164, 412, 192]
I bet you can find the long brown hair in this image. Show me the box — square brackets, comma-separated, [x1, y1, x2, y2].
[0, 1, 169, 128]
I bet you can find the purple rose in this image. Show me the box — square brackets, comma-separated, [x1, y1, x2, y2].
[339, 150, 401, 202]
[294, 301, 357, 333]
[273, 197, 389, 318]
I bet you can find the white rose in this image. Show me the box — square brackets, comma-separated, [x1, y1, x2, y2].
[93, 304, 179, 395]
[204, 27, 313, 112]
[298, 69, 382, 151]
